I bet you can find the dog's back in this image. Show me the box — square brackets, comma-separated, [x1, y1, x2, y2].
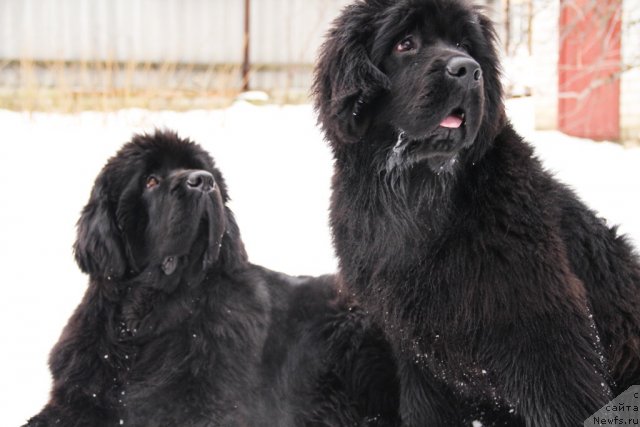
[250, 267, 401, 427]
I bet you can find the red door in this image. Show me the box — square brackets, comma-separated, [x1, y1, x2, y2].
[558, 0, 621, 141]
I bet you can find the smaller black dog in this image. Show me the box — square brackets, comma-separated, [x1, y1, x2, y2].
[24, 131, 399, 427]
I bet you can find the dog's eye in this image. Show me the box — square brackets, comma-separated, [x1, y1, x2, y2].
[456, 41, 471, 52]
[146, 176, 160, 189]
[395, 36, 416, 53]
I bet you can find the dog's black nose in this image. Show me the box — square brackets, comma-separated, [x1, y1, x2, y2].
[186, 170, 215, 192]
[446, 56, 482, 85]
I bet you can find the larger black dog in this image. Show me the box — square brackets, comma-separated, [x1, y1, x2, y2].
[314, 0, 640, 426]
[24, 131, 399, 427]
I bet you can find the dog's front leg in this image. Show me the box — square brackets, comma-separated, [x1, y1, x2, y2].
[488, 315, 612, 427]
[23, 293, 121, 427]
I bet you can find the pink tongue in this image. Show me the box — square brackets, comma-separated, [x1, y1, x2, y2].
[440, 115, 463, 128]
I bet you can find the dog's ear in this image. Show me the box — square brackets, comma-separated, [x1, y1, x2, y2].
[471, 6, 506, 147]
[217, 207, 248, 270]
[313, 3, 390, 143]
[74, 172, 127, 279]
[474, 8, 503, 98]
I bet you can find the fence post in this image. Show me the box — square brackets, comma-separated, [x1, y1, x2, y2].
[242, 0, 251, 91]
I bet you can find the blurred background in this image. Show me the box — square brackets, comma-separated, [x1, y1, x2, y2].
[0, 0, 638, 425]
[0, 0, 638, 142]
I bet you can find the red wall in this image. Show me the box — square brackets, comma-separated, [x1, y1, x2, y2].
[558, 0, 621, 141]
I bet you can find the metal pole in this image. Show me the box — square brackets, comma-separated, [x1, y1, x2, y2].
[504, 0, 510, 56]
[242, 0, 250, 92]
[527, 0, 533, 55]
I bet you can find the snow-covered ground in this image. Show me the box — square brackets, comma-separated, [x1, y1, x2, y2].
[1, 98, 638, 425]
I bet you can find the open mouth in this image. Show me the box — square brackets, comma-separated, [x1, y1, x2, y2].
[387, 108, 469, 171]
[439, 108, 465, 129]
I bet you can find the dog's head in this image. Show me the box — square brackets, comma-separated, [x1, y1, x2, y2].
[74, 131, 246, 281]
[313, 0, 504, 173]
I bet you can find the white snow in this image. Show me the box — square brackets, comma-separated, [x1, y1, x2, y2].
[1, 98, 638, 425]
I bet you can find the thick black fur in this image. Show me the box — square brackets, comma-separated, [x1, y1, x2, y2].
[250, 273, 400, 427]
[24, 131, 400, 427]
[25, 131, 268, 427]
[313, 1, 640, 426]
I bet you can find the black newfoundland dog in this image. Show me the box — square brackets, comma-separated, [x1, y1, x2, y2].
[25, 131, 400, 427]
[314, 0, 640, 426]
